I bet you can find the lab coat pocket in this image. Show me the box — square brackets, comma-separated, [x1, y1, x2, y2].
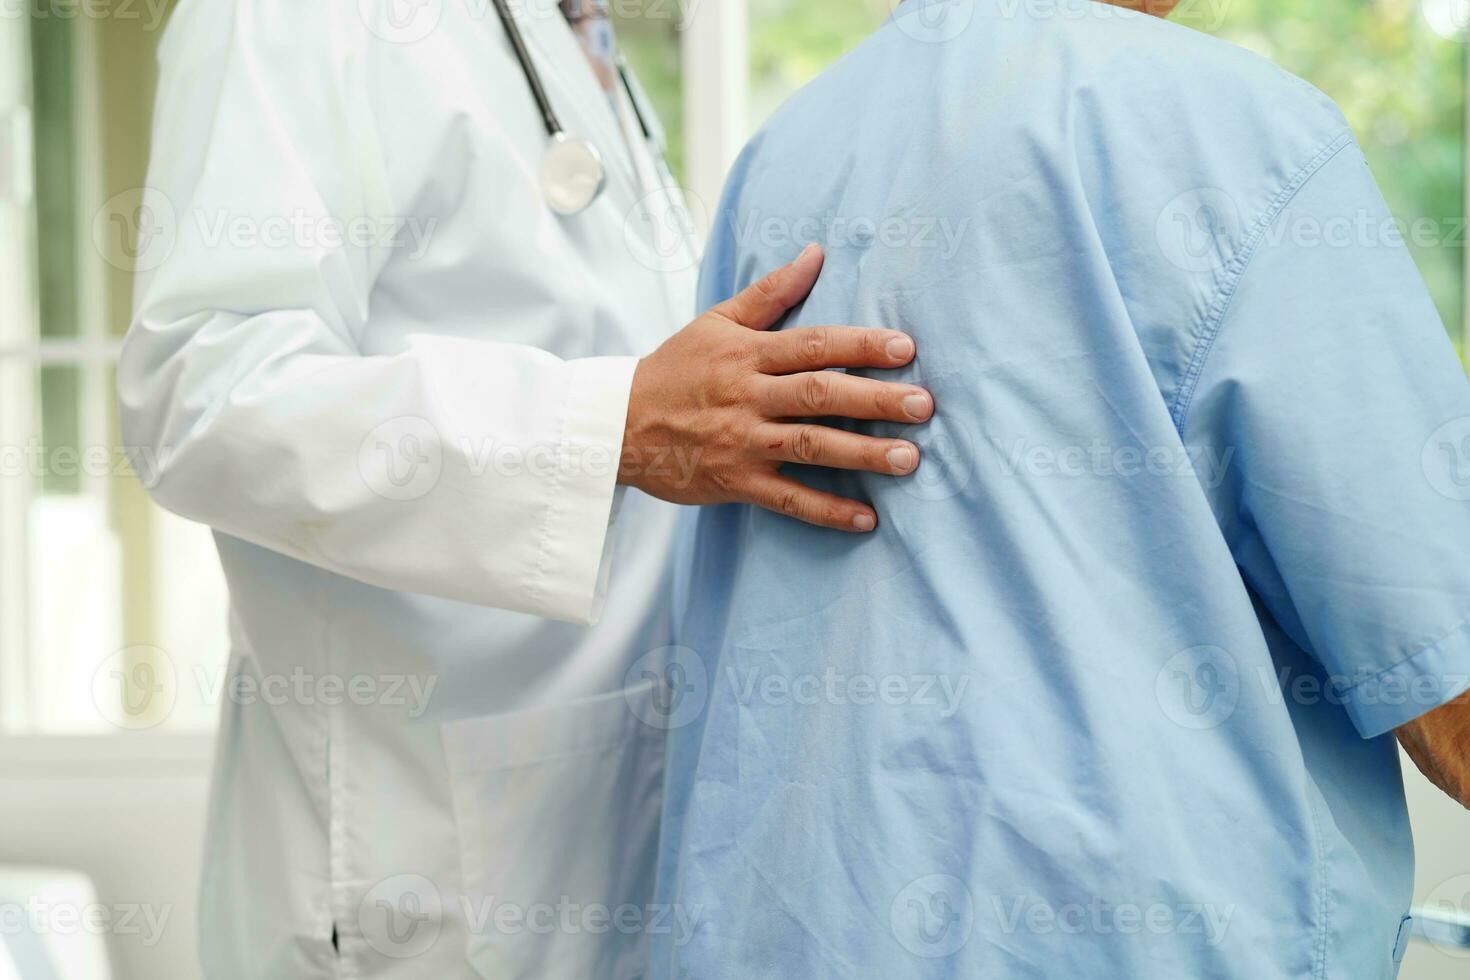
[441, 681, 667, 980]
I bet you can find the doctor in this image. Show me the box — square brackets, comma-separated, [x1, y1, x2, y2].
[116, 1, 934, 977]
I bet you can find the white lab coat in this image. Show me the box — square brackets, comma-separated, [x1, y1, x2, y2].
[116, 0, 697, 976]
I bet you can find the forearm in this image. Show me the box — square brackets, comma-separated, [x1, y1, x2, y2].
[1396, 690, 1470, 809]
[121, 315, 632, 623]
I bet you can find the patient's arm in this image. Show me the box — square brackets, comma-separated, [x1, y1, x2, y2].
[1397, 691, 1470, 809]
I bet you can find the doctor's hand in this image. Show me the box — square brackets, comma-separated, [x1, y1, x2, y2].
[619, 243, 933, 532]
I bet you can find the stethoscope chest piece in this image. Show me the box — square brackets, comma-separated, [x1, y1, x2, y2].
[541, 132, 607, 216]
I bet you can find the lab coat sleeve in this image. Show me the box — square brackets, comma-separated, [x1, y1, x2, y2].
[117, 0, 632, 624]
[1180, 137, 1470, 737]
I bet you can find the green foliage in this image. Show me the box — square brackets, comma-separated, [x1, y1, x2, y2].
[612, 8, 688, 181]
[1194, 0, 1465, 342]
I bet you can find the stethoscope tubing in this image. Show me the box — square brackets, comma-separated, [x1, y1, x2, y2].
[491, 0, 566, 138]
[492, 0, 674, 219]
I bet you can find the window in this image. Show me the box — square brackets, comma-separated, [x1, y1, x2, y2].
[749, 0, 888, 127]
[613, 0, 686, 180]
[1191, 0, 1466, 348]
[1, 11, 229, 735]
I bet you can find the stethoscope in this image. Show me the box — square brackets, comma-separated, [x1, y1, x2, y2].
[490, 0, 661, 216]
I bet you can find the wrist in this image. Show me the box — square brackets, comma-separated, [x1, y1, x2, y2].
[617, 356, 651, 488]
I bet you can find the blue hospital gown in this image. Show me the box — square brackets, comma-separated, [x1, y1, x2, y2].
[651, 1, 1470, 978]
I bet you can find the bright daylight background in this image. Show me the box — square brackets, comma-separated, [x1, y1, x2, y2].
[0, 0, 1468, 976]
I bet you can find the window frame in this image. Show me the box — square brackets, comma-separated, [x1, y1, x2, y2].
[1, 10, 168, 743]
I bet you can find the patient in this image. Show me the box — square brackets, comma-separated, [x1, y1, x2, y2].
[649, 0, 1470, 977]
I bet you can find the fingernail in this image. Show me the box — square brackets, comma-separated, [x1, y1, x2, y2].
[852, 513, 876, 532]
[886, 446, 917, 473]
[794, 242, 821, 265]
[902, 393, 932, 420]
[885, 335, 915, 361]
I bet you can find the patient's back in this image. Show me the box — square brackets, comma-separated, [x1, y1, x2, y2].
[658, 2, 1463, 978]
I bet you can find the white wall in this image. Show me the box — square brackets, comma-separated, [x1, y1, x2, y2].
[0, 742, 210, 980]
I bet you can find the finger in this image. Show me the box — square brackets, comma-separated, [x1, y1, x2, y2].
[756, 325, 917, 374]
[711, 243, 824, 330]
[754, 422, 920, 476]
[745, 472, 879, 532]
[757, 372, 934, 423]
